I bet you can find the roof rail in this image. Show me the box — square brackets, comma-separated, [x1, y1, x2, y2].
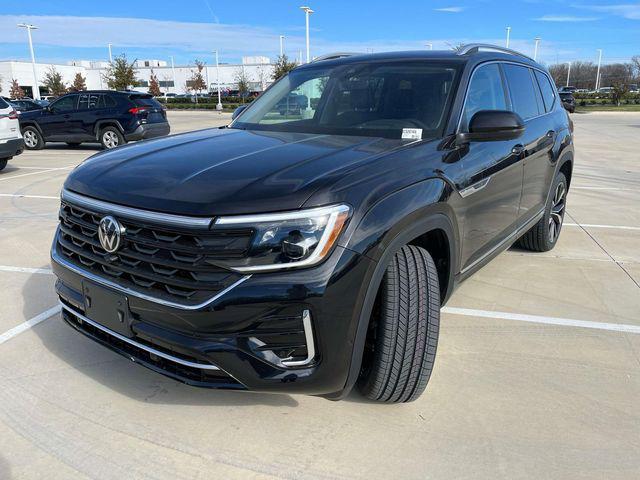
[311, 52, 363, 63]
[457, 43, 535, 62]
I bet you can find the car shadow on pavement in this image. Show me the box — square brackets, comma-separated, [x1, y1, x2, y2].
[24, 271, 299, 408]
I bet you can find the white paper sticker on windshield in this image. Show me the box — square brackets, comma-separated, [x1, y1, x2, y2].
[402, 128, 422, 140]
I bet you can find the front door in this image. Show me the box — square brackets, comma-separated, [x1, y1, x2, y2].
[455, 63, 524, 272]
[39, 94, 78, 140]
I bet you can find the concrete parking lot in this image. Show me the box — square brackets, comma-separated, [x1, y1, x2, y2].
[0, 110, 638, 479]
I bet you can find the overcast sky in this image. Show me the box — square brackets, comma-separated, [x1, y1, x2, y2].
[1, 0, 639, 66]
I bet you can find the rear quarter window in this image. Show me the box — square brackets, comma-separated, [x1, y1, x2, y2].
[502, 64, 541, 120]
[130, 95, 162, 108]
[534, 70, 557, 112]
[0, 97, 10, 109]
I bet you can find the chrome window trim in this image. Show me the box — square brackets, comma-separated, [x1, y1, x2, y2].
[60, 302, 221, 370]
[51, 238, 251, 311]
[281, 309, 316, 367]
[61, 189, 214, 229]
[456, 60, 556, 134]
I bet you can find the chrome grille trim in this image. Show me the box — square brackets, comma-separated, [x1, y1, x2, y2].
[61, 189, 214, 229]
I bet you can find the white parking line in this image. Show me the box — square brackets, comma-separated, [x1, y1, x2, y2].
[0, 306, 61, 345]
[0, 265, 53, 275]
[0, 167, 73, 182]
[0, 193, 59, 200]
[565, 223, 640, 232]
[442, 306, 640, 334]
[572, 186, 638, 192]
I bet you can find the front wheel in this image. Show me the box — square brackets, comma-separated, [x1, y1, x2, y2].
[0, 159, 7, 172]
[517, 171, 567, 252]
[99, 127, 125, 149]
[357, 245, 440, 403]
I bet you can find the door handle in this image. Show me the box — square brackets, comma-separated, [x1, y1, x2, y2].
[63, 114, 71, 119]
[511, 144, 525, 155]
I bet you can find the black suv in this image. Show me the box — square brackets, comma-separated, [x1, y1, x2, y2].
[19, 90, 169, 150]
[51, 45, 573, 403]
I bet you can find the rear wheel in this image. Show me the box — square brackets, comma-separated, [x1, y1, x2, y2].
[99, 127, 125, 149]
[357, 245, 440, 403]
[0, 159, 7, 172]
[517, 172, 567, 252]
[22, 127, 44, 150]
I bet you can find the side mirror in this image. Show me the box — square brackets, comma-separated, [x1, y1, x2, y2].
[457, 110, 524, 144]
[232, 105, 247, 120]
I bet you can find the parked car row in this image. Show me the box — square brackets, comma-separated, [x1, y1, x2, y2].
[17, 90, 170, 150]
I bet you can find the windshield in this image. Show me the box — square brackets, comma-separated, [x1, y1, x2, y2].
[231, 61, 461, 139]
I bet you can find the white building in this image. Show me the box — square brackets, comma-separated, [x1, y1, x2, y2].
[0, 57, 277, 98]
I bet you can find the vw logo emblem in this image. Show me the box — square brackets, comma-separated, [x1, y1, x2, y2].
[98, 215, 124, 253]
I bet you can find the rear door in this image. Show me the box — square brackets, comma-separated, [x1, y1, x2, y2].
[502, 64, 555, 219]
[71, 92, 103, 139]
[456, 62, 524, 272]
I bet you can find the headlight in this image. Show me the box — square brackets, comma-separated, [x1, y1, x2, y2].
[214, 204, 350, 272]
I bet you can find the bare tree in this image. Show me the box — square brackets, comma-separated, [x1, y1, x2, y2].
[187, 60, 207, 103]
[235, 68, 250, 103]
[9, 79, 25, 99]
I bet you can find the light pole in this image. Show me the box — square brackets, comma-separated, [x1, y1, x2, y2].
[595, 49, 603, 91]
[506, 26, 511, 48]
[170, 56, 176, 94]
[300, 6, 314, 63]
[108, 43, 113, 62]
[533, 37, 541, 61]
[566, 62, 571, 87]
[17, 23, 40, 100]
[279, 35, 285, 57]
[214, 50, 222, 111]
[425, 43, 433, 50]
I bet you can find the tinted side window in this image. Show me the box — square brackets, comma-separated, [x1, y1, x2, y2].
[103, 95, 117, 108]
[534, 70, 556, 112]
[503, 64, 541, 120]
[52, 95, 78, 112]
[78, 93, 102, 109]
[463, 63, 507, 129]
[0, 97, 10, 109]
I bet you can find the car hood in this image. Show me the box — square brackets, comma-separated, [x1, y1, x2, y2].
[64, 127, 406, 216]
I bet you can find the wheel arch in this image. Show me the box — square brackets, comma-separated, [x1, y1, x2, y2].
[332, 179, 459, 399]
[94, 120, 125, 139]
[20, 121, 44, 135]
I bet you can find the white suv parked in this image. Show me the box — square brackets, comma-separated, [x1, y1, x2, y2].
[0, 97, 24, 171]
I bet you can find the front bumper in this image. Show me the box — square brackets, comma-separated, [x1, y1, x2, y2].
[125, 122, 170, 141]
[51, 229, 373, 395]
[0, 137, 25, 159]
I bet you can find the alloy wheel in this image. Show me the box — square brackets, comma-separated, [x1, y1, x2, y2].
[103, 131, 119, 149]
[548, 182, 566, 243]
[23, 130, 37, 148]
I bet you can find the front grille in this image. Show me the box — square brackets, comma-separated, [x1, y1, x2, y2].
[57, 199, 252, 306]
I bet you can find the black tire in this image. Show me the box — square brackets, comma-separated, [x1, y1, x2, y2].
[22, 126, 45, 150]
[66, 142, 81, 147]
[0, 159, 7, 172]
[357, 245, 440, 403]
[517, 172, 568, 252]
[99, 126, 125, 149]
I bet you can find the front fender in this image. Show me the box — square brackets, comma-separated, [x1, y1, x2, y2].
[331, 178, 459, 399]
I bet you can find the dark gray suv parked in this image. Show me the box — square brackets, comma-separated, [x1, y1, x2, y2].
[19, 90, 170, 150]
